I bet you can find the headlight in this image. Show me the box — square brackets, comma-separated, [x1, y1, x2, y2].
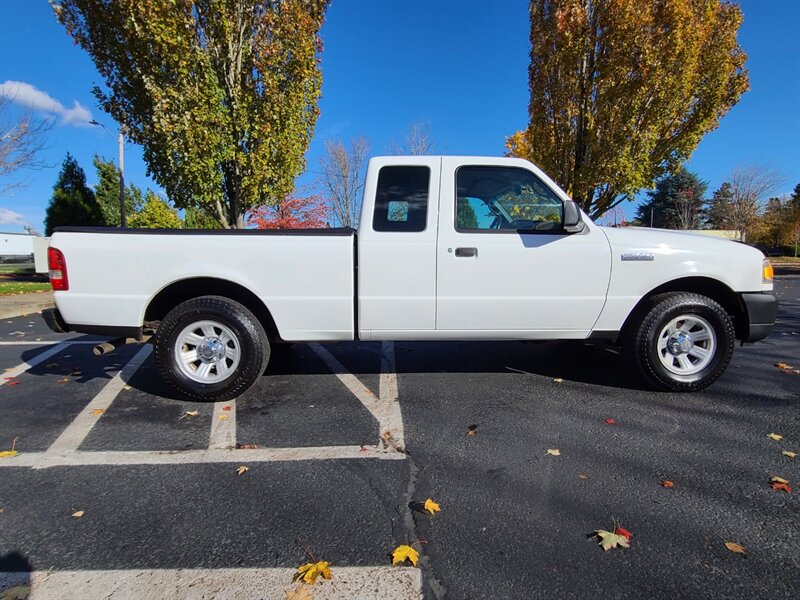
[763, 259, 774, 283]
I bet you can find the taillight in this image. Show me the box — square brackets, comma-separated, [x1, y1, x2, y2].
[48, 247, 69, 291]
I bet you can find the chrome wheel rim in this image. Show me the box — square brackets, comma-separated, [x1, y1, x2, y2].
[174, 320, 240, 384]
[657, 314, 716, 376]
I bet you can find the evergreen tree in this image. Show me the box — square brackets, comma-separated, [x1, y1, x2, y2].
[706, 182, 734, 229]
[635, 169, 707, 229]
[44, 153, 103, 235]
[93, 155, 144, 226]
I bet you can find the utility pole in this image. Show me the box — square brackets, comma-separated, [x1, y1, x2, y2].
[650, 207, 654, 228]
[89, 120, 126, 228]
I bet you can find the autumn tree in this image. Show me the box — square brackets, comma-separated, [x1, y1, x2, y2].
[506, 0, 749, 218]
[635, 169, 706, 229]
[127, 191, 182, 229]
[390, 121, 436, 155]
[0, 97, 51, 194]
[319, 137, 369, 228]
[54, 0, 330, 229]
[756, 197, 792, 248]
[183, 207, 220, 229]
[44, 154, 103, 235]
[249, 191, 328, 229]
[93, 155, 143, 226]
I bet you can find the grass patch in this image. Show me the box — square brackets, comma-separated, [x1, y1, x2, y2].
[0, 281, 52, 295]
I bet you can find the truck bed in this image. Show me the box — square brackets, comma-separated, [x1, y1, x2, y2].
[50, 227, 357, 342]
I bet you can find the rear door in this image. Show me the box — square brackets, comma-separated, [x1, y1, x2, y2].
[435, 158, 611, 338]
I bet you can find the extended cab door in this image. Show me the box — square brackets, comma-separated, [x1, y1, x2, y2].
[358, 157, 441, 338]
[435, 157, 611, 338]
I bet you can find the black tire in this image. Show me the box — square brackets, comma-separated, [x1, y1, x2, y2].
[624, 292, 735, 392]
[154, 295, 269, 402]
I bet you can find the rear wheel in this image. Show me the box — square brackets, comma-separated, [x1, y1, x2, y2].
[155, 295, 269, 401]
[625, 292, 734, 392]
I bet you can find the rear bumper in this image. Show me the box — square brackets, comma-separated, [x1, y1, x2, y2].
[42, 307, 71, 334]
[42, 307, 142, 339]
[739, 292, 778, 343]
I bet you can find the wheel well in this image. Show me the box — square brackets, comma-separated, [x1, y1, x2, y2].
[621, 277, 747, 340]
[144, 278, 281, 342]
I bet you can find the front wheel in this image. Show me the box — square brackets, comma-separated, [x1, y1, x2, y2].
[625, 292, 735, 392]
[155, 295, 269, 401]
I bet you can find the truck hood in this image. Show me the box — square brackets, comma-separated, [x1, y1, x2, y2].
[598, 226, 768, 292]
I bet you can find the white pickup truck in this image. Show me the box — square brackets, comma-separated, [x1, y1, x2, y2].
[43, 156, 777, 400]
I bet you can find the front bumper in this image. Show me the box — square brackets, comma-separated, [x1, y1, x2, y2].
[739, 292, 778, 343]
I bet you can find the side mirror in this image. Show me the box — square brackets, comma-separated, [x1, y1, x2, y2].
[563, 200, 585, 233]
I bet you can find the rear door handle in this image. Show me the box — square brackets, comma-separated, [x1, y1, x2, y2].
[455, 247, 478, 257]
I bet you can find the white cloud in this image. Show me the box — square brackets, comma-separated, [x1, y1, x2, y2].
[0, 80, 93, 126]
[0, 207, 27, 226]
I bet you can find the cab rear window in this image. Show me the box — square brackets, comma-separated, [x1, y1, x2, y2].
[372, 166, 430, 232]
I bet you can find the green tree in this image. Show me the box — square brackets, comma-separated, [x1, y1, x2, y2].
[456, 197, 478, 229]
[183, 206, 221, 229]
[127, 192, 182, 229]
[93, 155, 144, 226]
[635, 169, 707, 229]
[54, 0, 330, 229]
[705, 182, 734, 229]
[506, 0, 748, 218]
[44, 153, 103, 236]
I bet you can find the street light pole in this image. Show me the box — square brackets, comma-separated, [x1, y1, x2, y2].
[89, 119, 126, 228]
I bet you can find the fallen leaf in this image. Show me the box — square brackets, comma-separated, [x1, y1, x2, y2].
[467, 424, 478, 436]
[782, 450, 797, 459]
[71, 510, 84, 518]
[659, 480, 674, 489]
[725, 541, 746, 555]
[237, 443, 259, 449]
[553, 378, 563, 383]
[614, 526, 632, 541]
[424, 498, 441, 515]
[284, 585, 314, 600]
[774, 362, 793, 369]
[236, 465, 249, 475]
[592, 529, 630, 551]
[767, 433, 784, 441]
[770, 476, 789, 484]
[184, 410, 199, 417]
[391, 544, 419, 566]
[546, 448, 561, 456]
[771, 481, 792, 493]
[222, 405, 232, 411]
[0, 585, 31, 600]
[58, 377, 69, 384]
[123, 385, 132, 391]
[603, 418, 616, 425]
[293, 561, 332, 585]
[578, 473, 588, 480]
[6, 380, 20, 386]
[0, 437, 19, 459]
[70, 369, 82, 377]
[218, 414, 229, 421]
[90, 409, 105, 416]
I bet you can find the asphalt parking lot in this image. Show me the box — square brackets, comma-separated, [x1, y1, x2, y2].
[1, 272, 798, 599]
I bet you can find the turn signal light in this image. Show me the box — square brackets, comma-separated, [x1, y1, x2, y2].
[762, 259, 773, 283]
[48, 247, 69, 291]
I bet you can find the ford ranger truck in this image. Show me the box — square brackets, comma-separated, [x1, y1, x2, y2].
[42, 156, 778, 401]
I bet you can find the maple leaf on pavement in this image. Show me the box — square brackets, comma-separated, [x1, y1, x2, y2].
[659, 480, 675, 488]
[546, 448, 561, 456]
[391, 544, 419, 566]
[592, 529, 630, 551]
[782, 450, 797, 459]
[293, 561, 332, 585]
[424, 498, 441, 515]
[236, 465, 249, 475]
[614, 527, 631, 541]
[767, 433, 784, 441]
[0, 437, 19, 459]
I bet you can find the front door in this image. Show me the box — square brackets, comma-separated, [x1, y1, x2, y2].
[435, 159, 611, 338]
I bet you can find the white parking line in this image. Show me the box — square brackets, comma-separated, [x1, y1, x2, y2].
[310, 343, 405, 452]
[45, 344, 152, 453]
[0, 566, 422, 600]
[0, 342, 70, 386]
[209, 400, 237, 449]
[0, 340, 100, 346]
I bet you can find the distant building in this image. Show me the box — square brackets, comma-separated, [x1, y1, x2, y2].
[0, 231, 37, 263]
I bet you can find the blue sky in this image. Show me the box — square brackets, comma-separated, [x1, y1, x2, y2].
[0, 0, 798, 233]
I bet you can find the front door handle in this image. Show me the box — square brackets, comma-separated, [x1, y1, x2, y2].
[455, 247, 478, 258]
